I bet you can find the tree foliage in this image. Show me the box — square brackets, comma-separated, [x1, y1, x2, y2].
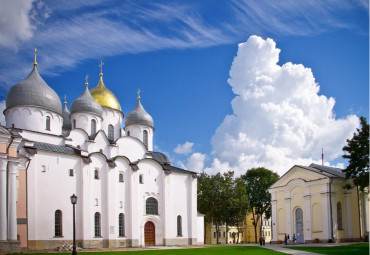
[197, 171, 249, 244]
[241, 167, 279, 243]
[342, 116, 369, 191]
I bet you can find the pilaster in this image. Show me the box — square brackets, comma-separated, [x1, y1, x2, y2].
[7, 160, 18, 241]
[304, 195, 312, 241]
[0, 157, 8, 241]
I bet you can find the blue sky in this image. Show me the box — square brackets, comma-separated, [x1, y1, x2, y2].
[0, 0, 368, 176]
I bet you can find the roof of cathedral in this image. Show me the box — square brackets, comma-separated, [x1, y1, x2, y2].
[6, 57, 62, 115]
[306, 163, 345, 178]
[125, 94, 154, 128]
[70, 79, 103, 116]
[90, 70, 121, 111]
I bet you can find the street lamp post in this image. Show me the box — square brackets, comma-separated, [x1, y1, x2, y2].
[70, 194, 78, 255]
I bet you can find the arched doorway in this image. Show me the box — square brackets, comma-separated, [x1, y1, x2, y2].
[144, 221, 155, 246]
[295, 208, 304, 243]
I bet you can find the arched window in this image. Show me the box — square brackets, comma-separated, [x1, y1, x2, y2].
[46, 116, 51, 130]
[127, 130, 130, 136]
[73, 119, 76, 129]
[55, 210, 62, 237]
[108, 125, 114, 141]
[94, 212, 101, 237]
[143, 130, 148, 148]
[177, 215, 182, 236]
[94, 169, 99, 180]
[337, 202, 343, 229]
[146, 197, 158, 215]
[119, 173, 124, 182]
[91, 119, 96, 135]
[119, 213, 125, 237]
[139, 174, 144, 184]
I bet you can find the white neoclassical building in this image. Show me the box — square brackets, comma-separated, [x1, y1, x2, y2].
[0, 55, 204, 252]
[269, 164, 369, 244]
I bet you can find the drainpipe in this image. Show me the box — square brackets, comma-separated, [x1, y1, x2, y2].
[329, 178, 334, 242]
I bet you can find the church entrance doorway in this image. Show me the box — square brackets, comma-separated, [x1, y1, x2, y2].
[295, 208, 304, 243]
[144, 221, 155, 246]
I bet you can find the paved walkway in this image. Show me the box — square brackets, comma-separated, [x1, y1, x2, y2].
[262, 244, 321, 254]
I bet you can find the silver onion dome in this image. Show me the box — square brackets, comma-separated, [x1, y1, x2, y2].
[125, 98, 154, 128]
[62, 98, 71, 130]
[70, 83, 103, 116]
[6, 66, 62, 115]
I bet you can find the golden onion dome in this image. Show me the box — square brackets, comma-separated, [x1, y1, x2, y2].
[90, 73, 121, 111]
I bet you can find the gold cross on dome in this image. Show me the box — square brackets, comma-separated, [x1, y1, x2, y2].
[137, 89, 141, 100]
[33, 48, 38, 66]
[99, 60, 104, 74]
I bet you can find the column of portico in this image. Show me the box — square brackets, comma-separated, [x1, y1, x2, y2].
[304, 195, 312, 241]
[271, 199, 278, 242]
[344, 192, 352, 238]
[7, 160, 18, 241]
[320, 192, 330, 240]
[285, 197, 291, 236]
[0, 158, 8, 241]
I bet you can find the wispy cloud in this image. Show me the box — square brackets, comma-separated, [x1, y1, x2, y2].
[0, 0, 367, 88]
[174, 142, 194, 155]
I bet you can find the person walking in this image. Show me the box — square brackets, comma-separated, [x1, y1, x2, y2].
[292, 233, 296, 244]
[262, 235, 265, 246]
[284, 234, 287, 245]
[259, 236, 263, 246]
[287, 234, 290, 245]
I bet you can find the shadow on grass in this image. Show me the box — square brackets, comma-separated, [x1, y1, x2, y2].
[285, 243, 369, 255]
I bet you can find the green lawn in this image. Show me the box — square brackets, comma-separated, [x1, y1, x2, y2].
[13, 246, 285, 255]
[286, 243, 369, 255]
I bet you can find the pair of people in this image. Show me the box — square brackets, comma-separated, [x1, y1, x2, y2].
[284, 233, 296, 245]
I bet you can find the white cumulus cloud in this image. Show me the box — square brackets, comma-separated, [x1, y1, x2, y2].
[186, 152, 206, 173]
[174, 141, 194, 155]
[208, 35, 359, 176]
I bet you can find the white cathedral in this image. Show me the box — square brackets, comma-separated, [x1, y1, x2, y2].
[0, 53, 204, 253]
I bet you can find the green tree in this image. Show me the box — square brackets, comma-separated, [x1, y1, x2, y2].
[198, 171, 249, 244]
[342, 116, 369, 191]
[198, 172, 227, 244]
[241, 167, 279, 243]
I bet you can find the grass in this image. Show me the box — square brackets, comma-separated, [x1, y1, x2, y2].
[286, 243, 369, 255]
[12, 246, 285, 255]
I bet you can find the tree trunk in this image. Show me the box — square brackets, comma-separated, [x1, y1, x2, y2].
[216, 223, 219, 244]
[226, 224, 228, 244]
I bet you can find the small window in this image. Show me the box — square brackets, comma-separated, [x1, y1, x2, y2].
[146, 197, 158, 215]
[119, 213, 125, 237]
[69, 169, 74, 177]
[218, 232, 221, 238]
[94, 212, 101, 237]
[177, 215, 182, 236]
[73, 119, 76, 129]
[143, 130, 148, 148]
[46, 116, 51, 130]
[55, 210, 62, 237]
[213, 232, 216, 238]
[108, 125, 114, 141]
[223, 231, 225, 237]
[91, 119, 96, 135]
[94, 169, 99, 179]
[119, 173, 124, 182]
[139, 174, 143, 184]
[127, 131, 130, 136]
